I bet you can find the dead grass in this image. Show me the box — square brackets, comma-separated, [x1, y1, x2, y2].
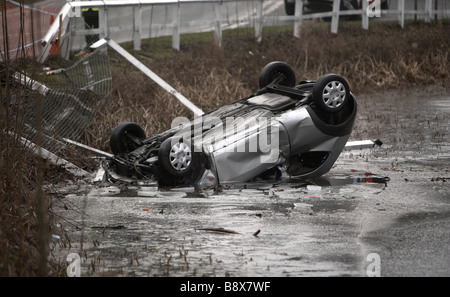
[84, 20, 449, 151]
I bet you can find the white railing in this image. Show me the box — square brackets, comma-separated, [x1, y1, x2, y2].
[39, 0, 450, 63]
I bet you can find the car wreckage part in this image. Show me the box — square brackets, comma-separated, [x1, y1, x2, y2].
[158, 137, 193, 175]
[155, 136, 207, 186]
[104, 38, 205, 117]
[312, 74, 350, 113]
[108, 61, 358, 187]
[259, 61, 297, 89]
[110, 122, 146, 155]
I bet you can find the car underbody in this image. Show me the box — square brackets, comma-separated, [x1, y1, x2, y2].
[105, 62, 358, 190]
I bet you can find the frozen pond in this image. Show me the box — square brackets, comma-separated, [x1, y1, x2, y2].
[51, 88, 450, 278]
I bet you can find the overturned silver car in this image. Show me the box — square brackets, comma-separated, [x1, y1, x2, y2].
[105, 62, 357, 188]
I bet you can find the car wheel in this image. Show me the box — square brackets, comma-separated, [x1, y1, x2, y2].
[312, 74, 350, 113]
[158, 137, 194, 177]
[110, 122, 146, 155]
[259, 61, 296, 89]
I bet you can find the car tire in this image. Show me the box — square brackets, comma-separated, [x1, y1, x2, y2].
[259, 61, 296, 89]
[158, 136, 194, 178]
[312, 74, 350, 113]
[110, 122, 146, 155]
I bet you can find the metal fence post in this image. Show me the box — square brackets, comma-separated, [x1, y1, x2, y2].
[99, 5, 109, 39]
[424, 0, 433, 22]
[362, 0, 369, 30]
[398, 0, 404, 28]
[38, 3, 72, 63]
[107, 39, 204, 116]
[330, 0, 340, 34]
[293, 0, 304, 38]
[255, 0, 263, 43]
[133, 4, 142, 50]
[214, 0, 223, 47]
[172, 1, 180, 50]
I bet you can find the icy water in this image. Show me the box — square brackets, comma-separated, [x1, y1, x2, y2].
[51, 88, 449, 277]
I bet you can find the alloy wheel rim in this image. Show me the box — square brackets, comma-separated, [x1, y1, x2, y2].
[169, 142, 192, 171]
[322, 81, 346, 109]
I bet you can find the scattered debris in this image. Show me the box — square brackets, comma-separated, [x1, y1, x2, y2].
[97, 186, 121, 195]
[195, 228, 241, 235]
[431, 177, 448, 182]
[15, 133, 90, 178]
[91, 225, 125, 230]
[344, 139, 383, 150]
[306, 185, 322, 192]
[293, 203, 314, 215]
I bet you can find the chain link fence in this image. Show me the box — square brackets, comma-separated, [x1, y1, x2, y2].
[21, 50, 112, 151]
[2, 0, 112, 153]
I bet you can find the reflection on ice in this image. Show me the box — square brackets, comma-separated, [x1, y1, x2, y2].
[90, 168, 389, 199]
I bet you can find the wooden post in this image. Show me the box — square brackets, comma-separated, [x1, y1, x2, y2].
[214, 1, 223, 47]
[172, 2, 180, 51]
[398, 0, 404, 28]
[424, 0, 432, 22]
[293, 0, 304, 38]
[330, 0, 340, 34]
[99, 5, 109, 39]
[133, 5, 142, 50]
[362, 0, 369, 30]
[255, 0, 263, 43]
